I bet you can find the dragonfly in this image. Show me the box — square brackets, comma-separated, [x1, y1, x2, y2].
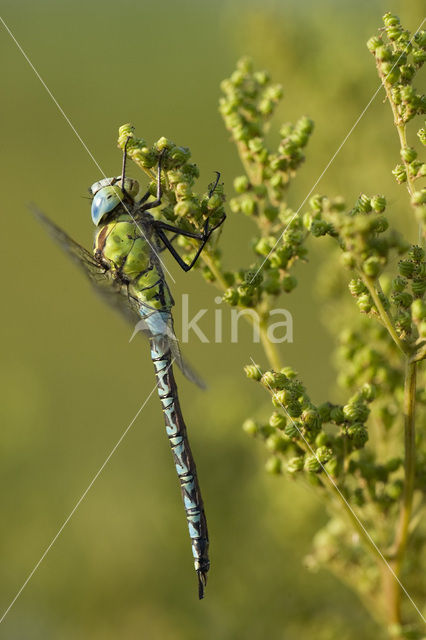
[33, 141, 226, 599]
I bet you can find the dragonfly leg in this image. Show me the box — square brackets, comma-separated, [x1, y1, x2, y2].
[153, 213, 226, 272]
[208, 171, 221, 197]
[138, 149, 166, 213]
[120, 136, 132, 192]
[158, 232, 179, 252]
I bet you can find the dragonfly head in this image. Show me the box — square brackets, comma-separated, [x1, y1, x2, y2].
[89, 176, 139, 225]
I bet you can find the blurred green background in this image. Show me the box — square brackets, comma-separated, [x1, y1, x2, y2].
[0, 0, 423, 638]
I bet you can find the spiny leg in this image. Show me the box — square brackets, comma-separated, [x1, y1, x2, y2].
[139, 149, 166, 213]
[153, 213, 226, 272]
[120, 136, 132, 192]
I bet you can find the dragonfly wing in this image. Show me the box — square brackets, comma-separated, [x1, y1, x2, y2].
[32, 205, 140, 325]
[130, 308, 206, 389]
[33, 206, 205, 388]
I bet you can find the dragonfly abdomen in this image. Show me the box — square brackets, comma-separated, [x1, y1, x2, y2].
[150, 337, 210, 599]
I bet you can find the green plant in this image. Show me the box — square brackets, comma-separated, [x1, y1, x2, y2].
[119, 12, 425, 639]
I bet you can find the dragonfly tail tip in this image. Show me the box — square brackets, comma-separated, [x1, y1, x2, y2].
[197, 570, 207, 600]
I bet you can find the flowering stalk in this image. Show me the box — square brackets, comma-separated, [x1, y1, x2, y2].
[119, 14, 424, 636]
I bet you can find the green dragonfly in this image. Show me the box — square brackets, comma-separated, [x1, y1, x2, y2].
[33, 142, 225, 599]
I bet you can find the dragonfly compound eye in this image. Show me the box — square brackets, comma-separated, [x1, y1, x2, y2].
[91, 185, 124, 225]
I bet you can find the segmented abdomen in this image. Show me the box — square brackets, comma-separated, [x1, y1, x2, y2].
[150, 337, 210, 598]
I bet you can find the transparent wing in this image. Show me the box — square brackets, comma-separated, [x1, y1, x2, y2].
[32, 206, 205, 388]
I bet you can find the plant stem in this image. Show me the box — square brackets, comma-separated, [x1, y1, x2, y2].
[384, 359, 417, 632]
[381, 77, 416, 200]
[259, 321, 283, 371]
[360, 273, 406, 355]
[393, 360, 417, 564]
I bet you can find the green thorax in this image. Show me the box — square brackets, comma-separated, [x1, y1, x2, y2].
[94, 213, 173, 311]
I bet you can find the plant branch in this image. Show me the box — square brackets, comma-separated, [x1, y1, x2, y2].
[360, 272, 406, 354]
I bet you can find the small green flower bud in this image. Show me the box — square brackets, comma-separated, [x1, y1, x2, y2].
[318, 403, 332, 423]
[229, 198, 241, 214]
[412, 278, 426, 297]
[175, 182, 192, 200]
[393, 291, 413, 308]
[296, 116, 314, 135]
[343, 403, 370, 423]
[358, 194, 372, 213]
[174, 200, 197, 218]
[169, 146, 190, 165]
[371, 195, 386, 212]
[412, 49, 426, 65]
[315, 446, 333, 464]
[240, 196, 257, 216]
[284, 421, 299, 438]
[265, 456, 282, 475]
[411, 189, 426, 206]
[400, 64, 415, 83]
[392, 164, 407, 183]
[244, 364, 262, 381]
[408, 245, 425, 262]
[347, 425, 369, 447]
[261, 372, 288, 391]
[386, 480, 403, 501]
[363, 256, 382, 278]
[315, 432, 330, 447]
[223, 288, 239, 306]
[287, 456, 304, 474]
[395, 309, 412, 333]
[392, 275, 407, 292]
[330, 407, 345, 424]
[253, 184, 268, 199]
[349, 279, 367, 296]
[272, 391, 286, 407]
[383, 12, 400, 27]
[384, 67, 400, 85]
[155, 136, 170, 151]
[411, 299, 426, 322]
[386, 457, 402, 473]
[259, 99, 274, 115]
[266, 433, 286, 452]
[236, 56, 253, 73]
[324, 457, 339, 476]
[264, 276, 281, 295]
[253, 70, 270, 85]
[269, 411, 287, 430]
[309, 194, 324, 212]
[341, 252, 356, 269]
[418, 128, 426, 146]
[310, 219, 332, 237]
[376, 45, 392, 61]
[301, 409, 320, 431]
[398, 260, 415, 278]
[242, 418, 259, 436]
[367, 36, 382, 53]
[245, 270, 263, 287]
[360, 383, 377, 402]
[287, 401, 303, 418]
[282, 275, 297, 292]
[280, 366, 297, 379]
[304, 455, 321, 473]
[357, 293, 373, 313]
[401, 147, 417, 163]
[237, 285, 253, 306]
[255, 236, 276, 256]
[264, 205, 279, 222]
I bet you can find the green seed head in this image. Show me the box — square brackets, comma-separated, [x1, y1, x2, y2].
[287, 456, 304, 474]
[242, 418, 259, 436]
